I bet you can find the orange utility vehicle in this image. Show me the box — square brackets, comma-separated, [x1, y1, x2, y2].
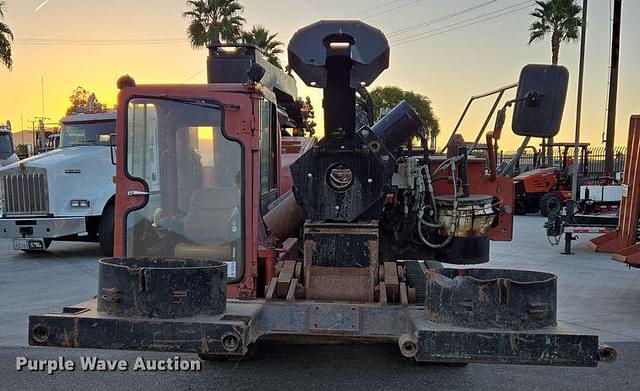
[514, 142, 590, 216]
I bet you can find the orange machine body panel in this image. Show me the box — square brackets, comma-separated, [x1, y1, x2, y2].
[514, 167, 560, 193]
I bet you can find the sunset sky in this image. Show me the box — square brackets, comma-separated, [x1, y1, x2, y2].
[0, 0, 637, 150]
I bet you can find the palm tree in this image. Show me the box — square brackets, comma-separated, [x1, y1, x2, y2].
[528, 0, 582, 65]
[0, 0, 14, 70]
[183, 0, 245, 48]
[241, 25, 284, 68]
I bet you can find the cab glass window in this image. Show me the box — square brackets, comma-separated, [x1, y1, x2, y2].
[260, 100, 278, 211]
[125, 98, 243, 281]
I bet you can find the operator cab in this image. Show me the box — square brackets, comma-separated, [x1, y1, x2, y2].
[116, 45, 300, 288]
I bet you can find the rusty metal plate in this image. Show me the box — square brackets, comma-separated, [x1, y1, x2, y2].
[308, 304, 360, 333]
[29, 299, 607, 366]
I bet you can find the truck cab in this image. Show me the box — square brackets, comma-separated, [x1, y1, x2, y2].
[0, 111, 116, 254]
[0, 121, 19, 167]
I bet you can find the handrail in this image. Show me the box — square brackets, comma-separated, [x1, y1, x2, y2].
[440, 82, 518, 154]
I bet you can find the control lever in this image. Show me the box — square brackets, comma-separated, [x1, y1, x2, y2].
[486, 108, 505, 181]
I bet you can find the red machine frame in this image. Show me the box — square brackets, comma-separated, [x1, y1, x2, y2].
[26, 78, 611, 366]
[26, 21, 613, 366]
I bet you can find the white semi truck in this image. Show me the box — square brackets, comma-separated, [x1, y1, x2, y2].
[0, 121, 19, 167]
[0, 111, 116, 255]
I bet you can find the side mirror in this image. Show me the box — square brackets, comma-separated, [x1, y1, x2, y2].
[110, 133, 117, 165]
[512, 64, 569, 138]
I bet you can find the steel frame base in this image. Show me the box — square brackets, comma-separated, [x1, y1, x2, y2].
[29, 298, 605, 367]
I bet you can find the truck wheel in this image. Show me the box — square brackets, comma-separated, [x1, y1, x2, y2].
[539, 193, 562, 217]
[20, 239, 52, 252]
[98, 205, 115, 256]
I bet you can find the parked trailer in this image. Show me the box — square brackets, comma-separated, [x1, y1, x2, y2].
[545, 184, 621, 254]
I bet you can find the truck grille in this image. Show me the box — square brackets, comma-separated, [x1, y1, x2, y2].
[0, 168, 49, 216]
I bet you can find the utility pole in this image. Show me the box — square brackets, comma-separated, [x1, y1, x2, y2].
[572, 0, 588, 204]
[605, 0, 622, 176]
[41, 76, 45, 118]
[31, 120, 36, 153]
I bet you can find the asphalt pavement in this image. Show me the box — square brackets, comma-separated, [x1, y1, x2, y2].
[1, 343, 639, 391]
[0, 216, 638, 390]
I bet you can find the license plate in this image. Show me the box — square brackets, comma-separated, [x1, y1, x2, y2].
[13, 238, 45, 251]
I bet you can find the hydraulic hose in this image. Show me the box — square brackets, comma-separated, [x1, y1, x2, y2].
[417, 157, 458, 249]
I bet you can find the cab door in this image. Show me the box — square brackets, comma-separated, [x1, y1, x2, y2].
[120, 96, 245, 282]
